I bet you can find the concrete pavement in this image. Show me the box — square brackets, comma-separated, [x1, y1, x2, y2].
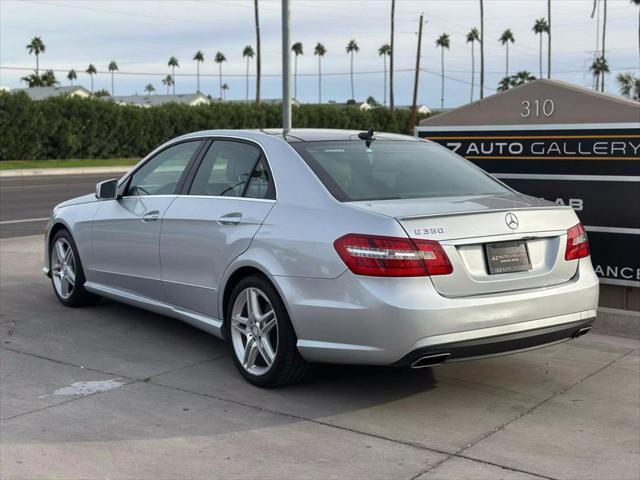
[1, 235, 639, 479]
[0, 173, 123, 238]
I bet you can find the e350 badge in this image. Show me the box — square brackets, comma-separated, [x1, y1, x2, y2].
[413, 227, 445, 236]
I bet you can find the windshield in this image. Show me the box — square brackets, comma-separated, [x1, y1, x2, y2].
[293, 140, 510, 202]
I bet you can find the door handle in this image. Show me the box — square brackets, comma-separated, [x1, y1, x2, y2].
[141, 210, 160, 222]
[217, 212, 243, 226]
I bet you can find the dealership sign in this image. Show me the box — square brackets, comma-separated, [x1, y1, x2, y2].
[416, 123, 640, 287]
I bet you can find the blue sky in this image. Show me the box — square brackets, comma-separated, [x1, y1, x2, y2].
[1, 0, 638, 108]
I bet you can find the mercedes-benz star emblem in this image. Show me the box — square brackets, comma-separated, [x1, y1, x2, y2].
[505, 212, 519, 229]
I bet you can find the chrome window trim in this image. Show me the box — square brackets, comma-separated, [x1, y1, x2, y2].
[176, 194, 276, 204]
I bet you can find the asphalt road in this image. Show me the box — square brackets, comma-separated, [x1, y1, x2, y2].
[0, 173, 119, 238]
[1, 234, 639, 479]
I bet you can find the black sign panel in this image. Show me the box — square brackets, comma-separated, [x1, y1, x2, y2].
[416, 125, 640, 286]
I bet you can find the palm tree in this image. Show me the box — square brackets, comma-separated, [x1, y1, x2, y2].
[108, 61, 118, 96]
[436, 33, 450, 109]
[222, 83, 229, 100]
[21, 70, 57, 87]
[85, 64, 97, 93]
[144, 83, 155, 96]
[591, 1, 608, 91]
[547, 0, 552, 78]
[480, 0, 485, 99]
[533, 17, 549, 78]
[214, 51, 227, 100]
[193, 50, 204, 93]
[291, 42, 303, 100]
[26, 36, 45, 76]
[161, 74, 174, 95]
[390, 0, 396, 111]
[254, 0, 261, 104]
[466, 28, 480, 102]
[314, 42, 326, 104]
[632, 0, 640, 71]
[378, 44, 391, 106]
[40, 70, 58, 87]
[345, 40, 359, 101]
[67, 69, 77, 86]
[513, 70, 536, 86]
[498, 71, 536, 91]
[242, 45, 255, 101]
[616, 72, 640, 100]
[168, 56, 179, 95]
[497, 76, 512, 92]
[20, 73, 42, 87]
[499, 29, 515, 78]
[590, 56, 609, 92]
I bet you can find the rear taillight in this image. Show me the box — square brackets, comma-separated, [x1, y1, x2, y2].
[334, 234, 453, 277]
[565, 223, 589, 261]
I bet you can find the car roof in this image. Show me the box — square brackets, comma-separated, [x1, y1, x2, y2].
[175, 128, 421, 144]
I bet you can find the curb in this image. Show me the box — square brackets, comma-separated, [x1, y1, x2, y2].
[0, 166, 133, 178]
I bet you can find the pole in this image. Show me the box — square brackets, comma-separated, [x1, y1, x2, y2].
[410, 14, 424, 132]
[479, 0, 484, 99]
[547, 0, 551, 79]
[389, 0, 395, 111]
[282, 0, 291, 131]
[255, 0, 261, 104]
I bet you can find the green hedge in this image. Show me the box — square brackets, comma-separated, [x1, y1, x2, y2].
[0, 92, 429, 160]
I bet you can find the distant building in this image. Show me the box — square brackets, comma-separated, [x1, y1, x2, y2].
[11, 86, 91, 100]
[327, 100, 372, 111]
[398, 104, 432, 115]
[111, 93, 211, 108]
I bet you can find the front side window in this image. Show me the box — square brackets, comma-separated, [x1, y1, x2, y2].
[189, 140, 274, 199]
[293, 140, 510, 202]
[127, 141, 201, 196]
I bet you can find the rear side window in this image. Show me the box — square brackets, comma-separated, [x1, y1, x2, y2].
[293, 140, 509, 202]
[188, 140, 275, 199]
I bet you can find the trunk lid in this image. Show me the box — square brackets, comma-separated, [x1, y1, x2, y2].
[350, 193, 581, 297]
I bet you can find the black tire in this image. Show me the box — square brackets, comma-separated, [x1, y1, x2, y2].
[226, 275, 310, 387]
[49, 229, 100, 307]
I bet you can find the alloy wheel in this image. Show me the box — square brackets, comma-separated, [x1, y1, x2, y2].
[230, 287, 279, 376]
[51, 238, 76, 300]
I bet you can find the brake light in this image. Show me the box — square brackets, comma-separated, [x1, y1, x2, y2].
[565, 223, 589, 260]
[334, 234, 453, 277]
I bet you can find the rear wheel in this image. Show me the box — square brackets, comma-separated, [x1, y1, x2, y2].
[50, 229, 99, 307]
[227, 275, 310, 387]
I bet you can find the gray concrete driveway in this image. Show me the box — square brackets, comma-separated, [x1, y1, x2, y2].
[1, 235, 639, 480]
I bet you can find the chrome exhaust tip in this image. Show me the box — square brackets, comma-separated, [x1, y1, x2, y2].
[410, 353, 451, 369]
[573, 327, 592, 338]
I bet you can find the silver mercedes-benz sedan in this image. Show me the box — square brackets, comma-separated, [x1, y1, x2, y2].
[43, 129, 599, 387]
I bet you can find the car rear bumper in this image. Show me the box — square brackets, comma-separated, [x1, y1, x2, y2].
[272, 258, 600, 366]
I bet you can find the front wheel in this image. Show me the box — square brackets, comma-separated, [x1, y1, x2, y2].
[227, 275, 310, 387]
[50, 229, 100, 307]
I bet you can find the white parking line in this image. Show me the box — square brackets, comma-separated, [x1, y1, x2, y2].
[0, 217, 49, 225]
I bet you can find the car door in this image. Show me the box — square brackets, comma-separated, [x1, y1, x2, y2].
[160, 139, 276, 319]
[91, 140, 203, 301]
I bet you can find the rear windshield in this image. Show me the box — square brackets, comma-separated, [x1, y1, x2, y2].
[293, 140, 510, 202]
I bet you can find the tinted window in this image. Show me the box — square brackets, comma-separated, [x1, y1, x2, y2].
[293, 140, 510, 201]
[127, 141, 200, 196]
[189, 140, 271, 198]
[244, 158, 275, 199]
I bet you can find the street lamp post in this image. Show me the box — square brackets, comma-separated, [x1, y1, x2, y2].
[282, 0, 292, 132]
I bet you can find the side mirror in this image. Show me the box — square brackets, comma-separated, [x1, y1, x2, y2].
[96, 179, 119, 199]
